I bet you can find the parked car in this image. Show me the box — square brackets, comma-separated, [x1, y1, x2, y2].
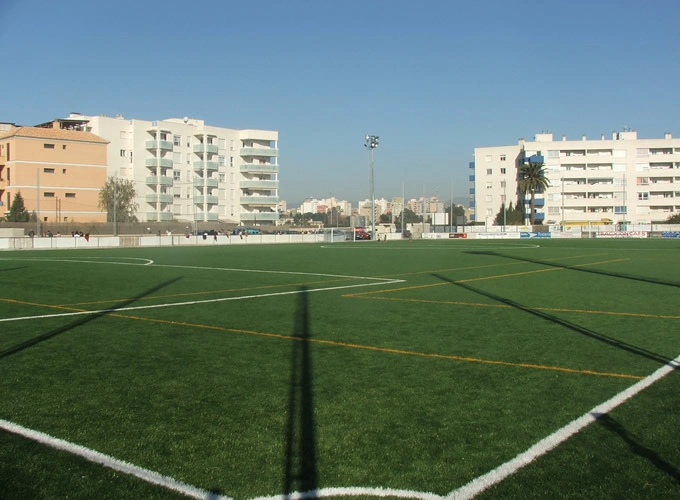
[346, 228, 371, 240]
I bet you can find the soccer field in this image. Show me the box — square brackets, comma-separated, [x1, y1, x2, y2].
[1, 239, 679, 499]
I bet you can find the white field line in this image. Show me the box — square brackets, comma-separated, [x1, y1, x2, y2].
[249, 486, 442, 500]
[0, 418, 230, 500]
[0, 257, 154, 265]
[446, 353, 680, 499]
[0, 279, 404, 323]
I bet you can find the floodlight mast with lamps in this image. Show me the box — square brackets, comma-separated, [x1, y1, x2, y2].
[364, 135, 379, 240]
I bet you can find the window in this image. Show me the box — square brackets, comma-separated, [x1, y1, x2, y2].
[44, 192, 55, 197]
[638, 192, 649, 201]
[486, 168, 492, 175]
[218, 138, 226, 149]
[637, 177, 649, 185]
[62, 169, 67, 174]
[500, 180, 506, 188]
[173, 170, 181, 180]
[486, 208, 493, 216]
[120, 131, 127, 139]
[500, 155, 506, 161]
[120, 149, 126, 157]
[173, 135, 181, 146]
[43, 168, 55, 173]
[218, 155, 225, 167]
[65, 193, 76, 198]
[485, 195, 493, 202]
[230, 156, 234, 167]
[486, 182, 493, 189]
[44, 143, 55, 149]
[485, 155, 492, 162]
[500, 168, 506, 174]
[130, 151, 133, 164]
[62, 145, 66, 150]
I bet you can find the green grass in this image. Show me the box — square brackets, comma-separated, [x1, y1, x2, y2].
[1, 239, 679, 498]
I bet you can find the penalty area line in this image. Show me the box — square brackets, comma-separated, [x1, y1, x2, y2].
[446, 353, 680, 500]
[0, 418, 230, 499]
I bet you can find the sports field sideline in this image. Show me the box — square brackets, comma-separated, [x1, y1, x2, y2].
[1, 238, 678, 499]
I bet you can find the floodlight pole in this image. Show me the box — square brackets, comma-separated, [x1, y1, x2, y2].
[364, 135, 379, 240]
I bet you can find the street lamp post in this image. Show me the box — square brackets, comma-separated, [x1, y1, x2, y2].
[364, 135, 379, 240]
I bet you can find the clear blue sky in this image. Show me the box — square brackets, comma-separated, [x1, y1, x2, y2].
[2, 0, 679, 207]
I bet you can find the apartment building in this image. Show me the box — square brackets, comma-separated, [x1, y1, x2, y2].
[471, 130, 680, 225]
[63, 113, 279, 225]
[0, 122, 109, 223]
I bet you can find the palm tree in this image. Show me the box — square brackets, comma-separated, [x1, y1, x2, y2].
[517, 161, 550, 224]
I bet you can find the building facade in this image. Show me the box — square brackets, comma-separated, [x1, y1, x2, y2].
[0, 122, 109, 223]
[471, 130, 680, 226]
[63, 113, 279, 225]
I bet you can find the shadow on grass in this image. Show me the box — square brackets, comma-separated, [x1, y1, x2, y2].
[464, 250, 680, 289]
[283, 286, 318, 495]
[593, 413, 680, 484]
[0, 277, 183, 361]
[431, 273, 672, 366]
[0, 266, 29, 273]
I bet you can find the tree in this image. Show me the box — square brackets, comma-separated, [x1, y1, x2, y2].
[666, 213, 680, 224]
[7, 192, 30, 222]
[99, 177, 138, 223]
[445, 204, 467, 225]
[493, 201, 524, 226]
[517, 161, 550, 224]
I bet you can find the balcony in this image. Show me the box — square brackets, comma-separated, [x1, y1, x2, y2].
[145, 158, 173, 168]
[240, 147, 279, 157]
[145, 176, 174, 186]
[240, 180, 279, 190]
[194, 212, 219, 221]
[145, 140, 173, 151]
[523, 198, 545, 207]
[240, 195, 279, 205]
[240, 163, 279, 173]
[240, 212, 279, 222]
[193, 161, 219, 171]
[147, 212, 174, 222]
[469, 175, 475, 182]
[193, 144, 219, 155]
[145, 194, 174, 203]
[195, 195, 218, 204]
[194, 178, 219, 188]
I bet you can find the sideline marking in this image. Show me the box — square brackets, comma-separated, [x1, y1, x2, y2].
[0, 418, 229, 500]
[446, 354, 680, 499]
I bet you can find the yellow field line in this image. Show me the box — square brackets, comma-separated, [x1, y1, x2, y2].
[376, 252, 610, 279]
[346, 258, 630, 297]
[347, 295, 680, 320]
[101, 314, 645, 381]
[0, 298, 642, 380]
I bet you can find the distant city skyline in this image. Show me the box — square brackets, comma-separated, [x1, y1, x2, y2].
[2, 0, 679, 208]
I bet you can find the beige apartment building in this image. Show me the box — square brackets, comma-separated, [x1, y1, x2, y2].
[0, 122, 109, 223]
[471, 129, 680, 226]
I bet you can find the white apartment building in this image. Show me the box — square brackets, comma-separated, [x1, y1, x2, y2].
[471, 130, 680, 226]
[62, 113, 279, 225]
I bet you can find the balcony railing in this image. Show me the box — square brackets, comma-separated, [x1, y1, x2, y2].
[240, 147, 279, 157]
[193, 178, 219, 188]
[239, 180, 279, 190]
[147, 212, 174, 221]
[240, 164, 279, 173]
[240, 195, 279, 205]
[145, 140, 173, 151]
[145, 194, 174, 203]
[194, 195, 218, 204]
[145, 158, 173, 168]
[240, 212, 279, 221]
[145, 176, 174, 186]
[193, 161, 219, 171]
[193, 144, 219, 155]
